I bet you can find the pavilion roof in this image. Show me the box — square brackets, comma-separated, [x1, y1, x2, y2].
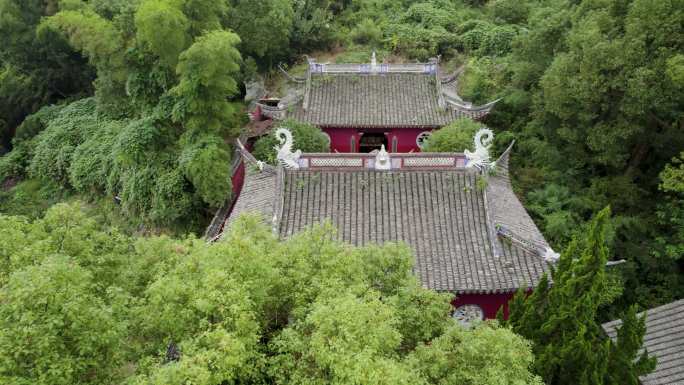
[602, 299, 684, 385]
[219, 146, 551, 295]
[261, 56, 498, 128]
[290, 73, 488, 128]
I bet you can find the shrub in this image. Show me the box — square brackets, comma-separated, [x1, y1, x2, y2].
[351, 18, 383, 46]
[422, 119, 481, 153]
[28, 98, 99, 183]
[458, 56, 510, 105]
[460, 21, 519, 56]
[13, 104, 64, 144]
[488, 0, 530, 25]
[252, 119, 329, 165]
[0, 144, 31, 182]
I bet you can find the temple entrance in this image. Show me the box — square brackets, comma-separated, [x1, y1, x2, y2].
[358, 133, 388, 153]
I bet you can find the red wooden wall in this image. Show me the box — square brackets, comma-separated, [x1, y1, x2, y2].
[322, 127, 433, 153]
[452, 292, 515, 320]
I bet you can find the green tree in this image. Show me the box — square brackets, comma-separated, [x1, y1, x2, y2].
[135, 0, 190, 68]
[605, 305, 657, 385]
[252, 119, 330, 164]
[506, 208, 655, 385]
[408, 322, 544, 385]
[227, 0, 294, 66]
[653, 152, 684, 260]
[422, 118, 480, 153]
[0, 0, 92, 151]
[178, 134, 232, 207]
[0, 204, 544, 384]
[171, 29, 242, 137]
[0, 256, 125, 385]
[40, 7, 127, 88]
[291, 0, 336, 51]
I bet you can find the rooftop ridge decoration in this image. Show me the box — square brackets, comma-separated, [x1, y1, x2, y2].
[445, 98, 501, 112]
[306, 53, 439, 75]
[439, 66, 501, 113]
[465, 128, 494, 171]
[374, 145, 391, 170]
[237, 138, 275, 173]
[275, 128, 301, 169]
[268, 53, 500, 128]
[440, 66, 464, 84]
[483, 141, 560, 263]
[292, 152, 469, 170]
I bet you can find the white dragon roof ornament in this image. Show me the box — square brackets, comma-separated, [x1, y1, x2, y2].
[465, 128, 495, 171]
[374, 144, 391, 170]
[275, 128, 302, 170]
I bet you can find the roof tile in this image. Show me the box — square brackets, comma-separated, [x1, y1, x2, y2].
[277, 169, 549, 293]
[603, 299, 684, 385]
[291, 73, 485, 128]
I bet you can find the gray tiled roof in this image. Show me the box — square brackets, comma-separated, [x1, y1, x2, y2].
[277, 169, 549, 293]
[603, 299, 684, 385]
[223, 166, 278, 233]
[487, 144, 550, 252]
[290, 73, 485, 128]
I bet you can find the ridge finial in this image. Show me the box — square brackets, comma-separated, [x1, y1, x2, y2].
[274, 128, 302, 169]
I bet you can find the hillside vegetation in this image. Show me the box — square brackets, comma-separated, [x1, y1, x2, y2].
[0, 1, 682, 383]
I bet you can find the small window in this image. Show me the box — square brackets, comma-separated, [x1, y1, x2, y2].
[392, 136, 398, 153]
[321, 132, 331, 147]
[416, 131, 432, 150]
[452, 304, 484, 327]
[350, 136, 356, 152]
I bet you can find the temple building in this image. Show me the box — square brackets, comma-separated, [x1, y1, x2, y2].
[250, 53, 498, 153]
[207, 129, 557, 323]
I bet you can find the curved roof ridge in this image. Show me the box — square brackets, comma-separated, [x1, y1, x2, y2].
[445, 98, 501, 113]
[278, 62, 307, 83]
[236, 138, 276, 174]
[440, 66, 464, 84]
[485, 141, 550, 255]
[221, 162, 279, 238]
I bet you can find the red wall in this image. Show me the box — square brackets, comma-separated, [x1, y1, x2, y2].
[452, 293, 515, 320]
[390, 127, 431, 153]
[322, 127, 434, 153]
[231, 160, 246, 197]
[323, 127, 359, 152]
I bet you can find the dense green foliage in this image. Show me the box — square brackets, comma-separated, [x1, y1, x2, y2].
[330, 0, 684, 315]
[422, 118, 480, 152]
[505, 208, 656, 384]
[253, 119, 330, 164]
[0, 0, 253, 231]
[0, 203, 542, 384]
[0, 0, 681, 379]
[0, 0, 93, 153]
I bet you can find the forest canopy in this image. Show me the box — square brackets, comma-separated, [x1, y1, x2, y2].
[0, 203, 543, 385]
[0, 0, 682, 383]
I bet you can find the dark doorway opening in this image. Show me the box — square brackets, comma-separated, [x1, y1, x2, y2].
[359, 133, 387, 153]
